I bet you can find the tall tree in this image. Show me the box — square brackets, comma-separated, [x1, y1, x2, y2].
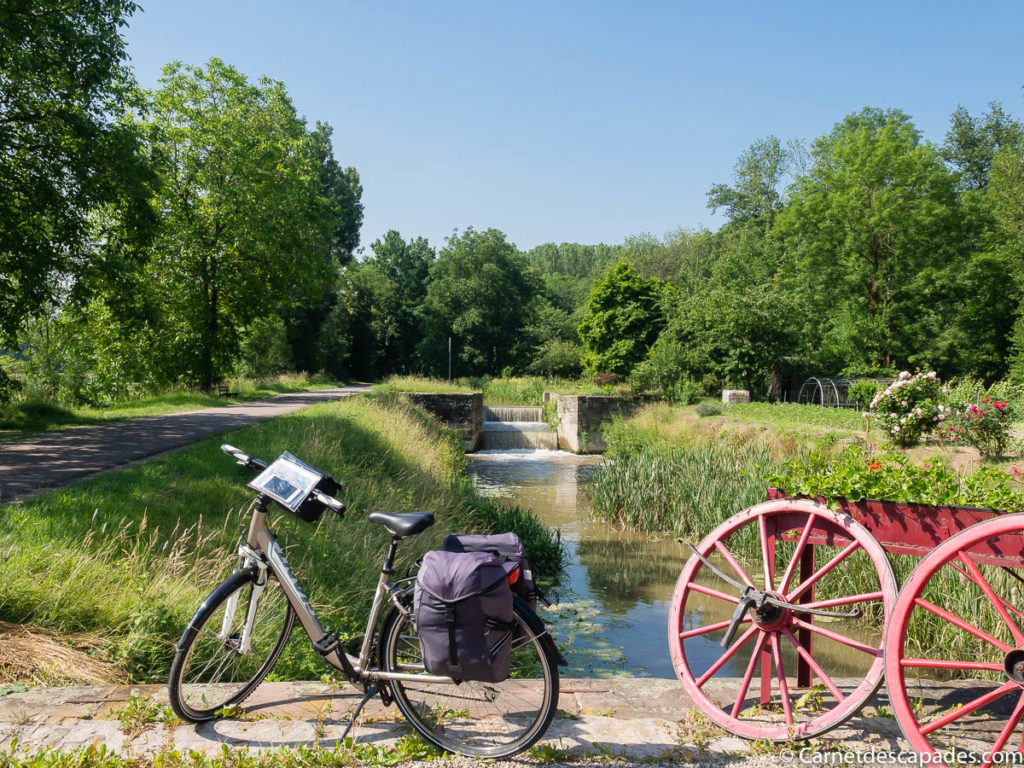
[136, 59, 340, 389]
[578, 260, 666, 375]
[285, 122, 363, 373]
[0, 0, 153, 346]
[774, 108, 962, 375]
[943, 103, 1024, 191]
[338, 231, 435, 378]
[418, 228, 536, 376]
[706, 136, 790, 228]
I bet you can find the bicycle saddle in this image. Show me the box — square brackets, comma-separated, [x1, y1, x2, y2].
[368, 510, 435, 538]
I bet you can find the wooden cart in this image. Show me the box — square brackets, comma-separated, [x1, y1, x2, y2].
[668, 490, 1024, 765]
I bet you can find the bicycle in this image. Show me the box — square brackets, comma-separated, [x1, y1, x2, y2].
[167, 444, 562, 758]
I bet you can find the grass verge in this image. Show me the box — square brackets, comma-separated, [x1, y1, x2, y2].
[0, 391, 563, 684]
[379, 375, 631, 405]
[0, 373, 346, 437]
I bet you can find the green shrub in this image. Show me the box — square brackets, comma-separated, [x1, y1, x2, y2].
[695, 403, 722, 418]
[868, 370, 944, 447]
[847, 379, 883, 409]
[766, 444, 1024, 512]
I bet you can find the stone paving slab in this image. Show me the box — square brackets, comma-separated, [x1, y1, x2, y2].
[0, 679, 914, 761]
[0, 386, 369, 503]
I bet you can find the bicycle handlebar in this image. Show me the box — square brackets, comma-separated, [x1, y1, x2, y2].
[220, 444, 345, 515]
[221, 443, 268, 471]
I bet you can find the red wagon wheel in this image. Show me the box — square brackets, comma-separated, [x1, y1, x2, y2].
[669, 498, 897, 741]
[885, 513, 1024, 766]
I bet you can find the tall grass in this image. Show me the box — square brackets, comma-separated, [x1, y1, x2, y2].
[587, 443, 773, 536]
[0, 392, 563, 682]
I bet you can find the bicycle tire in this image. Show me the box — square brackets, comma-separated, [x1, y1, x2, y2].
[168, 567, 295, 721]
[380, 594, 559, 758]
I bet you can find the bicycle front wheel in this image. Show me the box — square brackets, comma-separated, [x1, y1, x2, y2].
[381, 596, 559, 758]
[168, 567, 295, 721]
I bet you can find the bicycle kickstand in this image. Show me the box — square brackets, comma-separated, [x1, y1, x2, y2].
[337, 683, 379, 744]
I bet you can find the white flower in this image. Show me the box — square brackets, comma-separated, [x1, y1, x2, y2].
[899, 371, 911, 379]
[893, 426, 901, 432]
[862, 412, 869, 418]
[890, 412, 898, 418]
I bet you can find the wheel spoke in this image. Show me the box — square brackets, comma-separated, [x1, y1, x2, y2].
[679, 617, 751, 640]
[715, 540, 756, 589]
[758, 514, 773, 590]
[957, 552, 1024, 646]
[780, 628, 846, 704]
[800, 591, 884, 611]
[778, 515, 816, 595]
[790, 617, 881, 657]
[687, 582, 741, 605]
[787, 540, 861, 603]
[981, 693, 1024, 768]
[770, 633, 793, 728]
[731, 632, 768, 718]
[695, 625, 758, 688]
[949, 561, 1024, 623]
[914, 597, 1013, 653]
[919, 681, 1018, 736]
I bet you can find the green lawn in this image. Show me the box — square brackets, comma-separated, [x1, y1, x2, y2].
[0, 374, 346, 438]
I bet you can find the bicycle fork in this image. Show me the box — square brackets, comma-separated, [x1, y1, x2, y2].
[218, 544, 269, 655]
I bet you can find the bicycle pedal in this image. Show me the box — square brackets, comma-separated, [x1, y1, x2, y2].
[312, 632, 340, 656]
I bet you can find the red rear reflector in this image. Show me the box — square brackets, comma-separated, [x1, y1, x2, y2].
[507, 565, 521, 584]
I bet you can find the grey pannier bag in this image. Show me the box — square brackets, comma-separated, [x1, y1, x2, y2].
[415, 549, 515, 683]
[443, 532, 538, 610]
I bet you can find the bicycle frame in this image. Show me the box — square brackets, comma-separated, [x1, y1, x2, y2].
[227, 496, 454, 686]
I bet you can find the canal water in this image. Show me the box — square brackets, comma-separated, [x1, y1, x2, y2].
[467, 448, 879, 682]
[467, 449, 689, 677]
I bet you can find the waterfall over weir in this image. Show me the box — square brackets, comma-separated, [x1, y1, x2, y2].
[481, 405, 558, 450]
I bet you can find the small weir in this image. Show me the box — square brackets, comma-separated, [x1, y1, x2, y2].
[482, 405, 558, 451]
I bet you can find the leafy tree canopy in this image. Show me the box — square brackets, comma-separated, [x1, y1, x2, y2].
[419, 228, 538, 376]
[578, 260, 667, 375]
[0, 0, 153, 344]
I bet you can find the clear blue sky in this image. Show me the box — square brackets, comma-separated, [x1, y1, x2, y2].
[123, 1, 1024, 253]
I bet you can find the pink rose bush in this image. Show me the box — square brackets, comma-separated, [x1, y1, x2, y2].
[948, 396, 1015, 458]
[869, 371, 944, 448]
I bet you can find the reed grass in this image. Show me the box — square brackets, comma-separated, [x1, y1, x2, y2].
[0, 392, 563, 683]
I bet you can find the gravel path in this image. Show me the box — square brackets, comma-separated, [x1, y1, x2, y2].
[0, 386, 369, 503]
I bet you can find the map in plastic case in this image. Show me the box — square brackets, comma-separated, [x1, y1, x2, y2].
[248, 451, 324, 512]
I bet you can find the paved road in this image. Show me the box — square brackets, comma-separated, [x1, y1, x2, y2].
[0, 386, 369, 504]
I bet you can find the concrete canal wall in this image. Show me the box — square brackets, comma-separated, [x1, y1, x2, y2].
[403, 392, 483, 452]
[555, 394, 636, 453]
[405, 391, 634, 454]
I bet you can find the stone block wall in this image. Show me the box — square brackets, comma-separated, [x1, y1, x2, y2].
[404, 392, 483, 452]
[556, 395, 635, 453]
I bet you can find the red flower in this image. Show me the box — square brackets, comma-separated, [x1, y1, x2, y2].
[866, 460, 882, 471]
[982, 398, 991, 403]
[1013, 467, 1022, 478]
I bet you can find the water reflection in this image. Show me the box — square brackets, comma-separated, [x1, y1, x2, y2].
[468, 449, 686, 677]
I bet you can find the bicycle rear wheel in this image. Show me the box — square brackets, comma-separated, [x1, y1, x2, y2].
[168, 567, 294, 721]
[381, 596, 559, 758]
